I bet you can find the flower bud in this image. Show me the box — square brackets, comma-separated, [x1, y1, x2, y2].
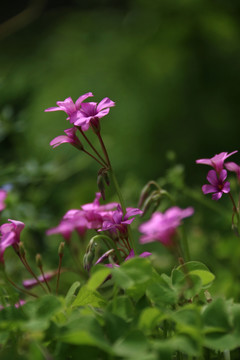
[35, 253, 42, 268]
[58, 242, 65, 257]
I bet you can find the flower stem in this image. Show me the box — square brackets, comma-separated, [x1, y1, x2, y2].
[56, 254, 63, 295]
[39, 266, 51, 293]
[3, 271, 38, 298]
[82, 149, 106, 167]
[79, 128, 108, 166]
[19, 254, 48, 294]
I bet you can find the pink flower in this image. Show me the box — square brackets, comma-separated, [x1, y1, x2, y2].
[46, 193, 118, 241]
[225, 162, 240, 182]
[99, 205, 143, 235]
[23, 271, 56, 289]
[0, 189, 7, 212]
[0, 300, 25, 311]
[139, 207, 194, 246]
[74, 97, 115, 131]
[50, 127, 83, 149]
[202, 169, 230, 201]
[196, 151, 237, 173]
[45, 92, 93, 124]
[0, 219, 25, 263]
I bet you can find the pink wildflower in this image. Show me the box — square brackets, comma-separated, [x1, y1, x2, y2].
[50, 127, 83, 149]
[0, 189, 7, 212]
[196, 151, 237, 173]
[99, 205, 143, 235]
[202, 169, 230, 201]
[23, 271, 56, 289]
[46, 193, 118, 241]
[74, 97, 115, 131]
[0, 300, 25, 311]
[139, 207, 194, 246]
[0, 219, 25, 263]
[45, 92, 93, 124]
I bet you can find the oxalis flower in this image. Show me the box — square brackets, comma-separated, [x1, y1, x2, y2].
[74, 97, 115, 131]
[225, 162, 240, 182]
[202, 169, 230, 201]
[139, 206, 194, 246]
[50, 127, 83, 150]
[45, 92, 93, 124]
[196, 151, 237, 173]
[98, 205, 143, 236]
[0, 219, 25, 263]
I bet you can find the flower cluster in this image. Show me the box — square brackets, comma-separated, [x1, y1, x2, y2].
[196, 151, 239, 201]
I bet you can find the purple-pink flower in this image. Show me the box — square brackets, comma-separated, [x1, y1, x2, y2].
[45, 92, 93, 124]
[225, 162, 240, 182]
[0, 189, 7, 212]
[50, 127, 83, 149]
[202, 169, 230, 201]
[139, 206, 194, 246]
[74, 97, 115, 131]
[196, 151, 237, 173]
[0, 219, 25, 263]
[0, 300, 25, 311]
[99, 205, 143, 235]
[23, 271, 56, 289]
[46, 193, 118, 242]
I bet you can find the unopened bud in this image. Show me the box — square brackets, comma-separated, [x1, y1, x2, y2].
[138, 183, 152, 208]
[36, 253, 42, 268]
[58, 242, 65, 257]
[103, 170, 110, 186]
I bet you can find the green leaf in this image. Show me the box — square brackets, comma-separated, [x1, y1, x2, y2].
[177, 261, 215, 288]
[88, 266, 111, 291]
[59, 313, 113, 353]
[146, 273, 178, 306]
[72, 285, 106, 308]
[65, 281, 81, 306]
[111, 257, 153, 300]
[138, 307, 164, 334]
[113, 330, 150, 357]
[107, 295, 135, 321]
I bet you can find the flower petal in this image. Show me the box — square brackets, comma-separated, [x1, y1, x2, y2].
[212, 192, 223, 201]
[75, 92, 94, 108]
[206, 170, 218, 186]
[97, 97, 115, 111]
[202, 184, 217, 194]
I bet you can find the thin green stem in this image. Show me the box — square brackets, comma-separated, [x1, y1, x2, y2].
[39, 266, 51, 293]
[19, 254, 48, 294]
[56, 254, 63, 295]
[97, 132, 111, 166]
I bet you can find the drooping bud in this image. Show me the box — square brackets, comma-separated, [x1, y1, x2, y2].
[83, 239, 97, 271]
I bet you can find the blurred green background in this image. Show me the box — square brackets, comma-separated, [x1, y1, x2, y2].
[1, 0, 240, 298]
